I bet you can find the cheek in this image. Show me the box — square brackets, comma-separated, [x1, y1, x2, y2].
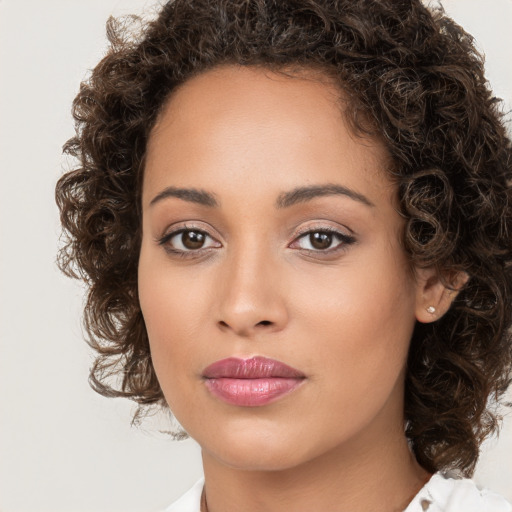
[137, 247, 209, 386]
[294, 248, 415, 332]
[291, 248, 416, 395]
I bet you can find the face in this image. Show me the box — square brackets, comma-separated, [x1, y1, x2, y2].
[139, 65, 423, 471]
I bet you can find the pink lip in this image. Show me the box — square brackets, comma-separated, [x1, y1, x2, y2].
[202, 356, 306, 407]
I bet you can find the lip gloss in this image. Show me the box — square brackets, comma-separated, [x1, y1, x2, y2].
[202, 356, 305, 407]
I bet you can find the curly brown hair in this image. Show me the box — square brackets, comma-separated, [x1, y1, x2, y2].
[56, 0, 512, 476]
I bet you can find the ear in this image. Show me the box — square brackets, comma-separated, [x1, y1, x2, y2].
[415, 268, 468, 323]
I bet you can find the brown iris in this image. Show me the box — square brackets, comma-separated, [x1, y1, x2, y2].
[181, 230, 206, 249]
[310, 232, 333, 250]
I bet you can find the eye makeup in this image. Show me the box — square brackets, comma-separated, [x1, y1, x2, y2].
[156, 222, 356, 261]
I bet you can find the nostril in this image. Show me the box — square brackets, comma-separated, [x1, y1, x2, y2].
[217, 319, 273, 333]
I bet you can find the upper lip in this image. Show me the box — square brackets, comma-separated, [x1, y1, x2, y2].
[202, 356, 305, 379]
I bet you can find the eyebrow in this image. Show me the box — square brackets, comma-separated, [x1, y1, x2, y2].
[149, 186, 219, 208]
[275, 184, 374, 209]
[149, 183, 374, 209]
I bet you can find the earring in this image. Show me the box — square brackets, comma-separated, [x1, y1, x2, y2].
[426, 306, 436, 314]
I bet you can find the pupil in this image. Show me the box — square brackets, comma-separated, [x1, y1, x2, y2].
[310, 232, 332, 250]
[182, 231, 205, 249]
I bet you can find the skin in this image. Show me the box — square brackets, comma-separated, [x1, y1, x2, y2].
[138, 65, 453, 512]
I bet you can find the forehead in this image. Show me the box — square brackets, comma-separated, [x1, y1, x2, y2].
[154, 65, 343, 127]
[143, 65, 394, 208]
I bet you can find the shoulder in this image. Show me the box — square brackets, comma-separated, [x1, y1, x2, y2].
[405, 472, 512, 512]
[161, 478, 204, 512]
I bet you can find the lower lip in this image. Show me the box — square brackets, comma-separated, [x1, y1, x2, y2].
[204, 377, 304, 406]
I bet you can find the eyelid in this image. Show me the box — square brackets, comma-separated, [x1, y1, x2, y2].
[156, 223, 222, 255]
[155, 221, 355, 257]
[291, 220, 355, 241]
[293, 222, 353, 237]
[157, 221, 220, 242]
[289, 223, 356, 253]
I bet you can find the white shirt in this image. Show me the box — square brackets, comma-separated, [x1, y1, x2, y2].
[163, 472, 512, 511]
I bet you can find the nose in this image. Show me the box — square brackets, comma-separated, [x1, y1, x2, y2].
[215, 247, 289, 337]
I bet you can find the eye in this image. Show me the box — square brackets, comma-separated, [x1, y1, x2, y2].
[292, 229, 355, 252]
[159, 228, 220, 252]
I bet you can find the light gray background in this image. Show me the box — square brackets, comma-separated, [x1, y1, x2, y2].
[0, 1, 511, 511]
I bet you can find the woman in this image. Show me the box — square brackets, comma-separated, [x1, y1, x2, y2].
[56, 0, 512, 510]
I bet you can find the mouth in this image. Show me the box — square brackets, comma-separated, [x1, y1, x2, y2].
[202, 356, 306, 407]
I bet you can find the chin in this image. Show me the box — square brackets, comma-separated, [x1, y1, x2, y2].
[193, 418, 330, 472]
[209, 442, 308, 472]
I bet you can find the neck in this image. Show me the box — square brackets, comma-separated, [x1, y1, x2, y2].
[201, 412, 431, 512]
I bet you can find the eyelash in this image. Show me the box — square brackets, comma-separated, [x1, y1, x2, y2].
[157, 225, 356, 258]
[157, 226, 220, 258]
[290, 226, 356, 255]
